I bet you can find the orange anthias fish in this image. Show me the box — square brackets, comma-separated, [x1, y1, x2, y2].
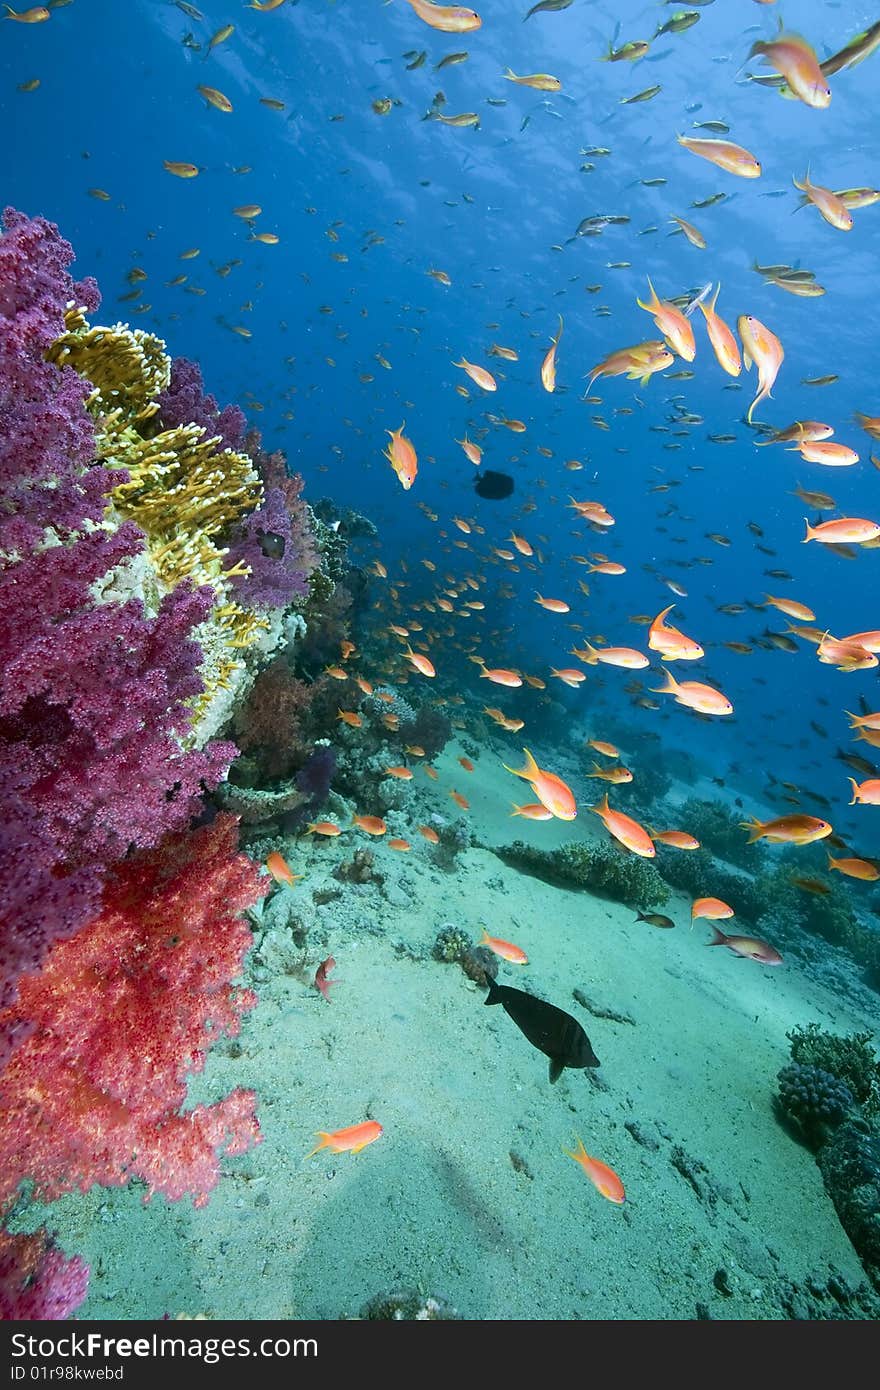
[479, 662, 523, 687]
[587, 763, 633, 783]
[456, 433, 483, 465]
[403, 644, 436, 677]
[741, 813, 832, 844]
[636, 278, 695, 361]
[563, 1138, 625, 1204]
[480, 928, 528, 963]
[707, 926, 783, 965]
[314, 956, 339, 1002]
[404, 0, 482, 33]
[306, 820, 342, 837]
[738, 315, 784, 423]
[353, 814, 387, 835]
[588, 739, 620, 758]
[803, 516, 880, 544]
[652, 669, 733, 716]
[307, 1120, 383, 1157]
[750, 32, 832, 109]
[266, 851, 302, 887]
[697, 284, 741, 376]
[827, 854, 880, 881]
[540, 315, 563, 392]
[793, 169, 852, 231]
[648, 604, 704, 660]
[511, 802, 554, 820]
[419, 824, 441, 843]
[504, 748, 577, 821]
[453, 357, 497, 391]
[535, 593, 571, 613]
[383, 423, 418, 489]
[576, 643, 648, 669]
[584, 340, 673, 395]
[676, 134, 762, 178]
[850, 778, 880, 805]
[653, 830, 700, 850]
[591, 794, 654, 857]
[692, 896, 734, 921]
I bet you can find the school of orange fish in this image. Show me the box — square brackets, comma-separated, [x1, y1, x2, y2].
[14, 0, 880, 1205]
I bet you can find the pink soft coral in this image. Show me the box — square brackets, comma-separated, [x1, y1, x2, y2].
[0, 815, 263, 1214]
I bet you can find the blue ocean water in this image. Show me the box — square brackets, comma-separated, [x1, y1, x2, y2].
[4, 0, 880, 1323]
[9, 0, 878, 813]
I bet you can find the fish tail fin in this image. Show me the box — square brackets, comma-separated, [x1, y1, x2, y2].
[582, 366, 602, 398]
[844, 710, 860, 726]
[651, 668, 678, 696]
[306, 1132, 331, 1159]
[707, 925, 727, 947]
[503, 747, 541, 782]
[739, 816, 766, 843]
[582, 643, 599, 665]
[590, 792, 611, 818]
[849, 778, 860, 805]
[503, 67, 516, 79]
[803, 517, 817, 543]
[636, 277, 659, 313]
[483, 974, 502, 1004]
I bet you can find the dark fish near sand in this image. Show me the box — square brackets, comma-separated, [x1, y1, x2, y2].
[635, 911, 675, 929]
[484, 975, 600, 1082]
[474, 469, 514, 500]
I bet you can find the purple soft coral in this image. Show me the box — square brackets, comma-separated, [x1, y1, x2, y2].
[156, 357, 246, 453]
[0, 211, 236, 1039]
[224, 486, 316, 610]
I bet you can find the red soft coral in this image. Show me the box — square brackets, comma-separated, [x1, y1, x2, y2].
[0, 815, 264, 1215]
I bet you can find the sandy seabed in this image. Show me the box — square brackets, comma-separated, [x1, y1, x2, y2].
[38, 738, 878, 1321]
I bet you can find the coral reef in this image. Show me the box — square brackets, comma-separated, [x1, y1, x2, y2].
[398, 704, 452, 762]
[0, 206, 318, 1316]
[156, 356, 246, 454]
[0, 1229, 89, 1321]
[777, 1064, 855, 1149]
[225, 483, 318, 612]
[433, 924, 473, 963]
[0, 208, 236, 1030]
[497, 840, 670, 911]
[432, 924, 497, 982]
[786, 1024, 880, 1114]
[657, 849, 763, 921]
[752, 867, 880, 989]
[334, 848, 379, 885]
[677, 797, 765, 871]
[817, 1118, 880, 1293]
[358, 1288, 461, 1320]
